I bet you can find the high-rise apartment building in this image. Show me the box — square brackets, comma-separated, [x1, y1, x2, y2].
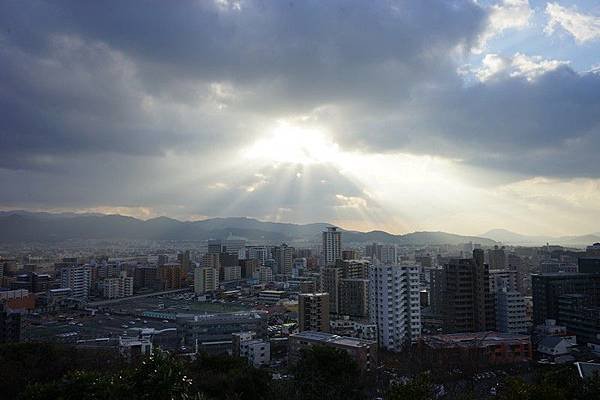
[194, 266, 219, 294]
[273, 243, 294, 276]
[321, 267, 341, 314]
[239, 259, 259, 279]
[322, 227, 342, 266]
[134, 266, 158, 292]
[157, 263, 183, 290]
[336, 259, 370, 279]
[224, 235, 246, 259]
[60, 265, 92, 299]
[365, 243, 397, 264]
[207, 239, 222, 254]
[496, 288, 529, 334]
[339, 279, 369, 318]
[369, 264, 421, 351]
[298, 292, 330, 332]
[246, 246, 269, 265]
[440, 249, 496, 333]
[258, 266, 273, 283]
[322, 259, 371, 316]
[103, 272, 134, 299]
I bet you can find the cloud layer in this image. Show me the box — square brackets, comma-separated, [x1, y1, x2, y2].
[0, 0, 599, 234]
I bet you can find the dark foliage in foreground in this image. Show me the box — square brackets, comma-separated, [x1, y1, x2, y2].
[3, 342, 600, 400]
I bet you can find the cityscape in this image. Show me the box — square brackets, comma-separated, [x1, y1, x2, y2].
[2, 217, 600, 398]
[1, 1, 600, 399]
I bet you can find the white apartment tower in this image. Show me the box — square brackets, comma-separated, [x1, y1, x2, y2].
[194, 266, 219, 294]
[322, 227, 342, 266]
[496, 288, 530, 334]
[369, 264, 421, 352]
[60, 265, 92, 299]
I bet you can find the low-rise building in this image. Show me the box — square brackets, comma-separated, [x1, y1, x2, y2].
[418, 332, 532, 367]
[177, 311, 268, 350]
[537, 335, 577, 363]
[258, 290, 287, 304]
[289, 331, 377, 372]
[232, 331, 270, 367]
[119, 336, 153, 361]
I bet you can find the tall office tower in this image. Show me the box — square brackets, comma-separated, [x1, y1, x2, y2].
[298, 292, 330, 332]
[207, 239, 222, 254]
[273, 243, 294, 276]
[322, 227, 342, 266]
[440, 249, 496, 333]
[532, 273, 600, 325]
[194, 266, 219, 294]
[60, 265, 92, 299]
[369, 265, 421, 351]
[496, 288, 529, 334]
[339, 279, 369, 318]
[488, 246, 507, 270]
[321, 267, 341, 314]
[157, 263, 183, 290]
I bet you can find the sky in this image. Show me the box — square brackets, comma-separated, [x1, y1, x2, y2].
[0, 0, 599, 236]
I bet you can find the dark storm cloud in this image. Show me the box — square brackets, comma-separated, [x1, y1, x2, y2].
[0, 0, 486, 168]
[329, 65, 600, 176]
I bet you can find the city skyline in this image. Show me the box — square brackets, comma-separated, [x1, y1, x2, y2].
[1, 1, 600, 236]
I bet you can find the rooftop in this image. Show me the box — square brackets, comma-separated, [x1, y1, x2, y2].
[291, 330, 376, 348]
[423, 331, 530, 348]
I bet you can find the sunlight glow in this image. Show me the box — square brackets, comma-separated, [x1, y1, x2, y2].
[242, 122, 342, 165]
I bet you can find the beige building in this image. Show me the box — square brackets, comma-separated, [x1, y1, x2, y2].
[298, 292, 330, 332]
[194, 266, 219, 294]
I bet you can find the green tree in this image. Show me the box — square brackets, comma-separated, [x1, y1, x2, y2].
[189, 353, 271, 400]
[291, 345, 365, 400]
[387, 374, 435, 400]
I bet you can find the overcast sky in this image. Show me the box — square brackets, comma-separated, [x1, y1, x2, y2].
[1, 0, 599, 236]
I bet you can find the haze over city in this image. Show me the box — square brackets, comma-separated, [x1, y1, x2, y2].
[1, 0, 600, 236]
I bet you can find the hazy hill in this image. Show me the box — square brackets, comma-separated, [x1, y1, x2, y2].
[0, 211, 497, 245]
[481, 228, 600, 247]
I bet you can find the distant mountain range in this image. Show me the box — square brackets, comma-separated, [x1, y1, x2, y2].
[480, 228, 600, 247]
[0, 210, 498, 246]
